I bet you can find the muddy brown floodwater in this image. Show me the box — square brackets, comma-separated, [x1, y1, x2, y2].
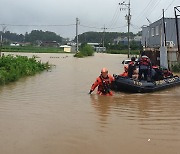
[0, 53, 180, 154]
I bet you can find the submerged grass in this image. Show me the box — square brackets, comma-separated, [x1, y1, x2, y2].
[0, 55, 50, 85]
[1, 46, 64, 53]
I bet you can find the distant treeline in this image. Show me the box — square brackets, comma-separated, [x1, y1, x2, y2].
[75, 31, 142, 44]
[76, 31, 142, 50]
[106, 40, 142, 51]
[0, 30, 63, 44]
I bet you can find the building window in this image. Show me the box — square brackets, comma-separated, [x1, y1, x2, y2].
[151, 28, 155, 37]
[155, 26, 159, 35]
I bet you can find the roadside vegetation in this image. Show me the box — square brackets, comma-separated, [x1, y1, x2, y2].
[0, 55, 50, 85]
[74, 44, 94, 58]
[172, 63, 180, 72]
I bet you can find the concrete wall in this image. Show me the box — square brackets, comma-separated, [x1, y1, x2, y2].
[144, 47, 178, 69]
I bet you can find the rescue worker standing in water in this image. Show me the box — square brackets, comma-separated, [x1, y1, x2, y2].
[89, 68, 114, 96]
[138, 55, 152, 81]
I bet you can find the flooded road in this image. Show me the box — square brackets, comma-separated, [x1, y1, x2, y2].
[0, 53, 180, 154]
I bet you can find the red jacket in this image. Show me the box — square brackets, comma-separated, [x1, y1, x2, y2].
[163, 70, 173, 78]
[139, 57, 151, 66]
[90, 74, 114, 95]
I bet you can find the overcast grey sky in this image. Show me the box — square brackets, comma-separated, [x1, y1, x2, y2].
[0, 0, 179, 39]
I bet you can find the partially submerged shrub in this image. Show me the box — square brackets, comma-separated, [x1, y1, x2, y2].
[0, 55, 50, 85]
[74, 44, 94, 58]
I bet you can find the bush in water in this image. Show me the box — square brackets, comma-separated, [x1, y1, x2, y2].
[74, 44, 94, 58]
[0, 55, 50, 85]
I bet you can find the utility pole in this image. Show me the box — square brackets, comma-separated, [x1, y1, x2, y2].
[76, 18, 79, 53]
[119, 0, 131, 58]
[162, 9, 167, 47]
[174, 6, 180, 62]
[101, 25, 107, 49]
[0, 25, 7, 57]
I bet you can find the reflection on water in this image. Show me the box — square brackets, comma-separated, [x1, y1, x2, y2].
[90, 95, 115, 128]
[0, 53, 180, 154]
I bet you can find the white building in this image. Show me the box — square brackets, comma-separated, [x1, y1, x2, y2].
[60, 45, 71, 52]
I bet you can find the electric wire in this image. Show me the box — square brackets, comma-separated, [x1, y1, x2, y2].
[0, 23, 75, 27]
[146, 0, 163, 18]
[156, 0, 177, 21]
[132, 0, 157, 22]
[130, 23, 142, 30]
[79, 24, 102, 30]
[108, 5, 120, 29]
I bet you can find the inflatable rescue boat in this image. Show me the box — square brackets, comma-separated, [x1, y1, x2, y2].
[111, 75, 180, 93]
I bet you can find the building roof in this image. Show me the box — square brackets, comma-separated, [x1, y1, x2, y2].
[87, 43, 100, 46]
[60, 45, 71, 48]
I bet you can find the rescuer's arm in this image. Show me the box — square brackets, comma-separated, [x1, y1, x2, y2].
[89, 78, 100, 94]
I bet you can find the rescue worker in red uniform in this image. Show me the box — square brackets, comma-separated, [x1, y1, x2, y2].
[151, 65, 164, 81]
[163, 68, 173, 78]
[119, 65, 128, 77]
[138, 55, 152, 81]
[89, 68, 114, 96]
[128, 57, 137, 78]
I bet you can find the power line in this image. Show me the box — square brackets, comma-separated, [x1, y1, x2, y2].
[108, 25, 127, 29]
[79, 24, 127, 30]
[79, 24, 101, 30]
[132, 0, 177, 31]
[156, 0, 177, 20]
[130, 23, 141, 30]
[146, 0, 163, 18]
[132, 0, 157, 22]
[0, 23, 75, 27]
[108, 5, 120, 29]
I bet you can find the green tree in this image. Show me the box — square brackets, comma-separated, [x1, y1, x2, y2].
[24, 30, 63, 44]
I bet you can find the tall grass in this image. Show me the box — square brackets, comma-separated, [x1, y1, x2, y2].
[0, 55, 50, 85]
